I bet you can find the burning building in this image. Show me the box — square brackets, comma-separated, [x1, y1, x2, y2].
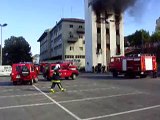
[85, 0, 137, 72]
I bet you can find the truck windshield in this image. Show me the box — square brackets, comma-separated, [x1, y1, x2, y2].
[16, 66, 21, 72]
[51, 66, 55, 70]
[21, 66, 29, 72]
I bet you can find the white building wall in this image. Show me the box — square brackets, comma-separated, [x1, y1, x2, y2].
[109, 15, 117, 57]
[63, 21, 85, 67]
[85, 0, 94, 71]
[85, 0, 124, 72]
[120, 14, 125, 56]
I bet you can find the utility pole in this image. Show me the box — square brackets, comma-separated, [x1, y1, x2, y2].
[0, 23, 7, 65]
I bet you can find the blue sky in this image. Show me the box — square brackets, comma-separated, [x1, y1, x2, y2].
[0, 0, 160, 55]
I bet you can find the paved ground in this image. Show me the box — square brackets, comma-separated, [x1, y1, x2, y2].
[0, 73, 160, 120]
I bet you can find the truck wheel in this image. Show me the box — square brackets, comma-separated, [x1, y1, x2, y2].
[65, 77, 69, 80]
[72, 74, 76, 80]
[152, 72, 157, 78]
[112, 71, 118, 78]
[140, 74, 147, 78]
[34, 78, 38, 83]
[13, 81, 17, 85]
[47, 77, 50, 81]
[30, 79, 34, 85]
[130, 73, 135, 78]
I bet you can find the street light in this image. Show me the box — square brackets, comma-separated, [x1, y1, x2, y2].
[0, 23, 7, 65]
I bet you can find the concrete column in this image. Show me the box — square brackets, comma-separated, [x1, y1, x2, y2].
[101, 13, 107, 67]
[109, 15, 117, 57]
[85, 0, 94, 72]
[119, 13, 124, 56]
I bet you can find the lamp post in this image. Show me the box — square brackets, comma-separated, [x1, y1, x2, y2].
[0, 23, 7, 65]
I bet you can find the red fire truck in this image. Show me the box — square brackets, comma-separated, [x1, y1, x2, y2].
[108, 54, 157, 78]
[11, 63, 38, 85]
[43, 62, 79, 80]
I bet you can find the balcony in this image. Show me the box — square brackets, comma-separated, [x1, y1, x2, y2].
[77, 28, 84, 34]
[67, 37, 78, 43]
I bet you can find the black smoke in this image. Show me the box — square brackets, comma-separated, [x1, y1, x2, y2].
[89, 0, 138, 13]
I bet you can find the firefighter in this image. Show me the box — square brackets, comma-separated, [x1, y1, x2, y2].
[50, 64, 65, 93]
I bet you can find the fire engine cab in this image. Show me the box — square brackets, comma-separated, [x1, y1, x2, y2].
[108, 54, 157, 78]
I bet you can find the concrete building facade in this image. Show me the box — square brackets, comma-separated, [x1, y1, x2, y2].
[32, 54, 40, 64]
[38, 18, 85, 67]
[156, 17, 160, 32]
[38, 29, 51, 61]
[85, 0, 124, 72]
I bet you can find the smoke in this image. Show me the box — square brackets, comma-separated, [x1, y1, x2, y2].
[89, 0, 138, 13]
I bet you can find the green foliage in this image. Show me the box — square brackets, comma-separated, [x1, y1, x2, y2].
[151, 31, 160, 42]
[127, 29, 150, 46]
[126, 30, 160, 63]
[2, 36, 32, 65]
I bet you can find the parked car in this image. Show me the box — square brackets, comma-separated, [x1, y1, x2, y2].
[11, 63, 38, 85]
[43, 63, 79, 80]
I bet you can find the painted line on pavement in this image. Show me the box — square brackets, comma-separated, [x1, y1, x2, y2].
[59, 92, 143, 103]
[0, 93, 43, 99]
[0, 102, 53, 110]
[35, 87, 116, 93]
[64, 87, 116, 93]
[0, 87, 115, 99]
[41, 83, 102, 88]
[83, 104, 160, 120]
[33, 85, 81, 120]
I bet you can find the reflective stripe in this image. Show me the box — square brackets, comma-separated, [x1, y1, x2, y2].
[51, 80, 61, 83]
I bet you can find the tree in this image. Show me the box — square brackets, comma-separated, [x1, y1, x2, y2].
[127, 30, 150, 47]
[151, 31, 160, 42]
[3, 36, 32, 65]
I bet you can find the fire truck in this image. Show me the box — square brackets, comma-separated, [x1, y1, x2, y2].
[108, 54, 157, 78]
[43, 61, 79, 80]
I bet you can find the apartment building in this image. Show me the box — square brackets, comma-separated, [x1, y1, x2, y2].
[37, 29, 51, 61]
[38, 18, 85, 67]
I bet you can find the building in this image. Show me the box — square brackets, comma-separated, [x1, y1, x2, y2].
[38, 18, 85, 67]
[156, 17, 160, 32]
[37, 29, 51, 61]
[32, 54, 40, 64]
[85, 0, 124, 72]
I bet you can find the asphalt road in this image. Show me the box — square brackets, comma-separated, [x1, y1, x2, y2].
[0, 73, 160, 120]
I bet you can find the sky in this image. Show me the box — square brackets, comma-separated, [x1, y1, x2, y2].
[0, 0, 160, 55]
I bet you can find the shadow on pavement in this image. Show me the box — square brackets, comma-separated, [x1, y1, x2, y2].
[0, 81, 13, 86]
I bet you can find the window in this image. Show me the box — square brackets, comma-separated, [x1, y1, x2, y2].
[116, 29, 120, 35]
[75, 55, 85, 59]
[70, 24, 73, 28]
[79, 25, 83, 28]
[16, 66, 21, 72]
[70, 34, 73, 38]
[59, 24, 62, 30]
[97, 27, 101, 33]
[79, 47, 83, 51]
[106, 28, 109, 34]
[83, 40, 85, 44]
[22, 66, 29, 72]
[51, 66, 55, 70]
[79, 35, 83, 38]
[116, 45, 120, 55]
[70, 46, 74, 51]
[65, 55, 74, 58]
